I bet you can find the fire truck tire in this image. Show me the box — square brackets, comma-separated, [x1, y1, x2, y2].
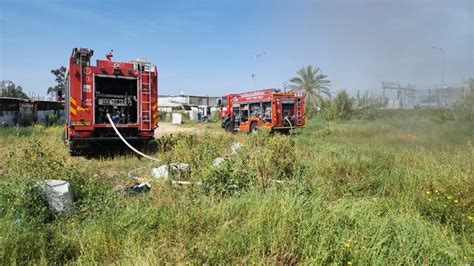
[66, 140, 82, 156]
[250, 122, 258, 133]
[224, 121, 233, 133]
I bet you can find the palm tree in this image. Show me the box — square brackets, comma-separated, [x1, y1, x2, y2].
[289, 65, 330, 110]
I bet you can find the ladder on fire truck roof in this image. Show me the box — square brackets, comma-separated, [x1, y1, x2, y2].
[138, 62, 152, 131]
[238, 88, 279, 97]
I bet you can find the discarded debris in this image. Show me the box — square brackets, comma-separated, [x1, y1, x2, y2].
[127, 182, 151, 195]
[171, 180, 203, 186]
[151, 163, 189, 180]
[213, 157, 225, 167]
[270, 179, 288, 184]
[38, 180, 73, 214]
[128, 166, 148, 180]
[212, 142, 241, 168]
[230, 141, 241, 154]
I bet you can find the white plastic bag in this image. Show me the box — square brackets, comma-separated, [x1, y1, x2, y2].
[151, 163, 189, 180]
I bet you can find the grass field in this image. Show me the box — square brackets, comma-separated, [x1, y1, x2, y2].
[0, 113, 472, 264]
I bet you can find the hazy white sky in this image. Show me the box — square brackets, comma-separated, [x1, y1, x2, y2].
[0, 0, 473, 97]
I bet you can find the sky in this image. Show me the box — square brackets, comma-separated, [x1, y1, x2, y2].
[0, 0, 473, 97]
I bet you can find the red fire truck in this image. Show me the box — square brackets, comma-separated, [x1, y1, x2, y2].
[218, 89, 305, 133]
[63, 48, 158, 155]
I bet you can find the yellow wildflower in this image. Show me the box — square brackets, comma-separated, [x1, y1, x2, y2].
[344, 243, 351, 249]
[454, 199, 459, 204]
[425, 191, 431, 195]
[347, 261, 352, 265]
[447, 196, 452, 200]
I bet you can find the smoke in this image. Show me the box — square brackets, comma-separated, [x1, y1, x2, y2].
[278, 0, 474, 93]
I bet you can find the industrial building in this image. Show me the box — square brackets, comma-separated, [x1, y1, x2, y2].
[158, 94, 219, 120]
[0, 97, 64, 126]
[381, 81, 470, 109]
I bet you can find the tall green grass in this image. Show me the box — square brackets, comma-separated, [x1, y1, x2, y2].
[0, 113, 472, 264]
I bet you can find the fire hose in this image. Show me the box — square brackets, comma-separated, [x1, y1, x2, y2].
[107, 114, 200, 185]
[108, 114, 289, 186]
[106, 113, 160, 162]
[284, 116, 293, 136]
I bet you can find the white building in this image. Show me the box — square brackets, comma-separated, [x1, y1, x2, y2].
[158, 94, 219, 120]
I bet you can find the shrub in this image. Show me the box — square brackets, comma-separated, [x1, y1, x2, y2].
[334, 90, 353, 120]
[47, 113, 60, 126]
[321, 99, 335, 120]
[158, 111, 171, 123]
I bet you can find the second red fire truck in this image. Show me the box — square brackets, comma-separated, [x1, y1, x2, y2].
[218, 89, 305, 133]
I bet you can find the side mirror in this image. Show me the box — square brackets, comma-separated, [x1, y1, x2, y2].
[217, 98, 222, 107]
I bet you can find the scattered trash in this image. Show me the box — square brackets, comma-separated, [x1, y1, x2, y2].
[230, 141, 241, 154]
[127, 182, 151, 195]
[270, 179, 288, 184]
[171, 180, 202, 186]
[38, 180, 73, 214]
[128, 166, 149, 180]
[150, 165, 167, 179]
[151, 163, 189, 180]
[211, 142, 241, 168]
[213, 157, 225, 167]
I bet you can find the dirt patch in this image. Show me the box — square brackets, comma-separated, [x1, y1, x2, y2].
[155, 123, 203, 137]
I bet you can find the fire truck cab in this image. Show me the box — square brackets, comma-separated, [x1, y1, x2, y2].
[63, 48, 158, 155]
[218, 89, 305, 133]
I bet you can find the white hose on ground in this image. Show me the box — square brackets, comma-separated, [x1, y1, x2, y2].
[284, 116, 293, 136]
[106, 113, 160, 162]
[128, 166, 149, 180]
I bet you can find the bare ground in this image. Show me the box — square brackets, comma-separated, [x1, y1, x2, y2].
[154, 123, 205, 137]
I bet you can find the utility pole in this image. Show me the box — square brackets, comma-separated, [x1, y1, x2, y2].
[282, 81, 288, 93]
[253, 52, 266, 90]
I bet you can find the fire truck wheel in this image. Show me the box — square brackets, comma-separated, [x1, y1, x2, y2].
[250, 122, 258, 133]
[66, 140, 81, 156]
[224, 121, 233, 133]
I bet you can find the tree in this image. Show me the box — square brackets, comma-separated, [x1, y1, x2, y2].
[289, 65, 330, 113]
[334, 90, 353, 120]
[0, 81, 29, 99]
[47, 66, 66, 100]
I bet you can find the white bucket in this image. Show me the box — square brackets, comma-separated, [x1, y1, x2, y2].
[40, 180, 73, 213]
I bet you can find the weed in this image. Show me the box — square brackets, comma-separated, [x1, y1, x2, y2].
[0, 112, 472, 264]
